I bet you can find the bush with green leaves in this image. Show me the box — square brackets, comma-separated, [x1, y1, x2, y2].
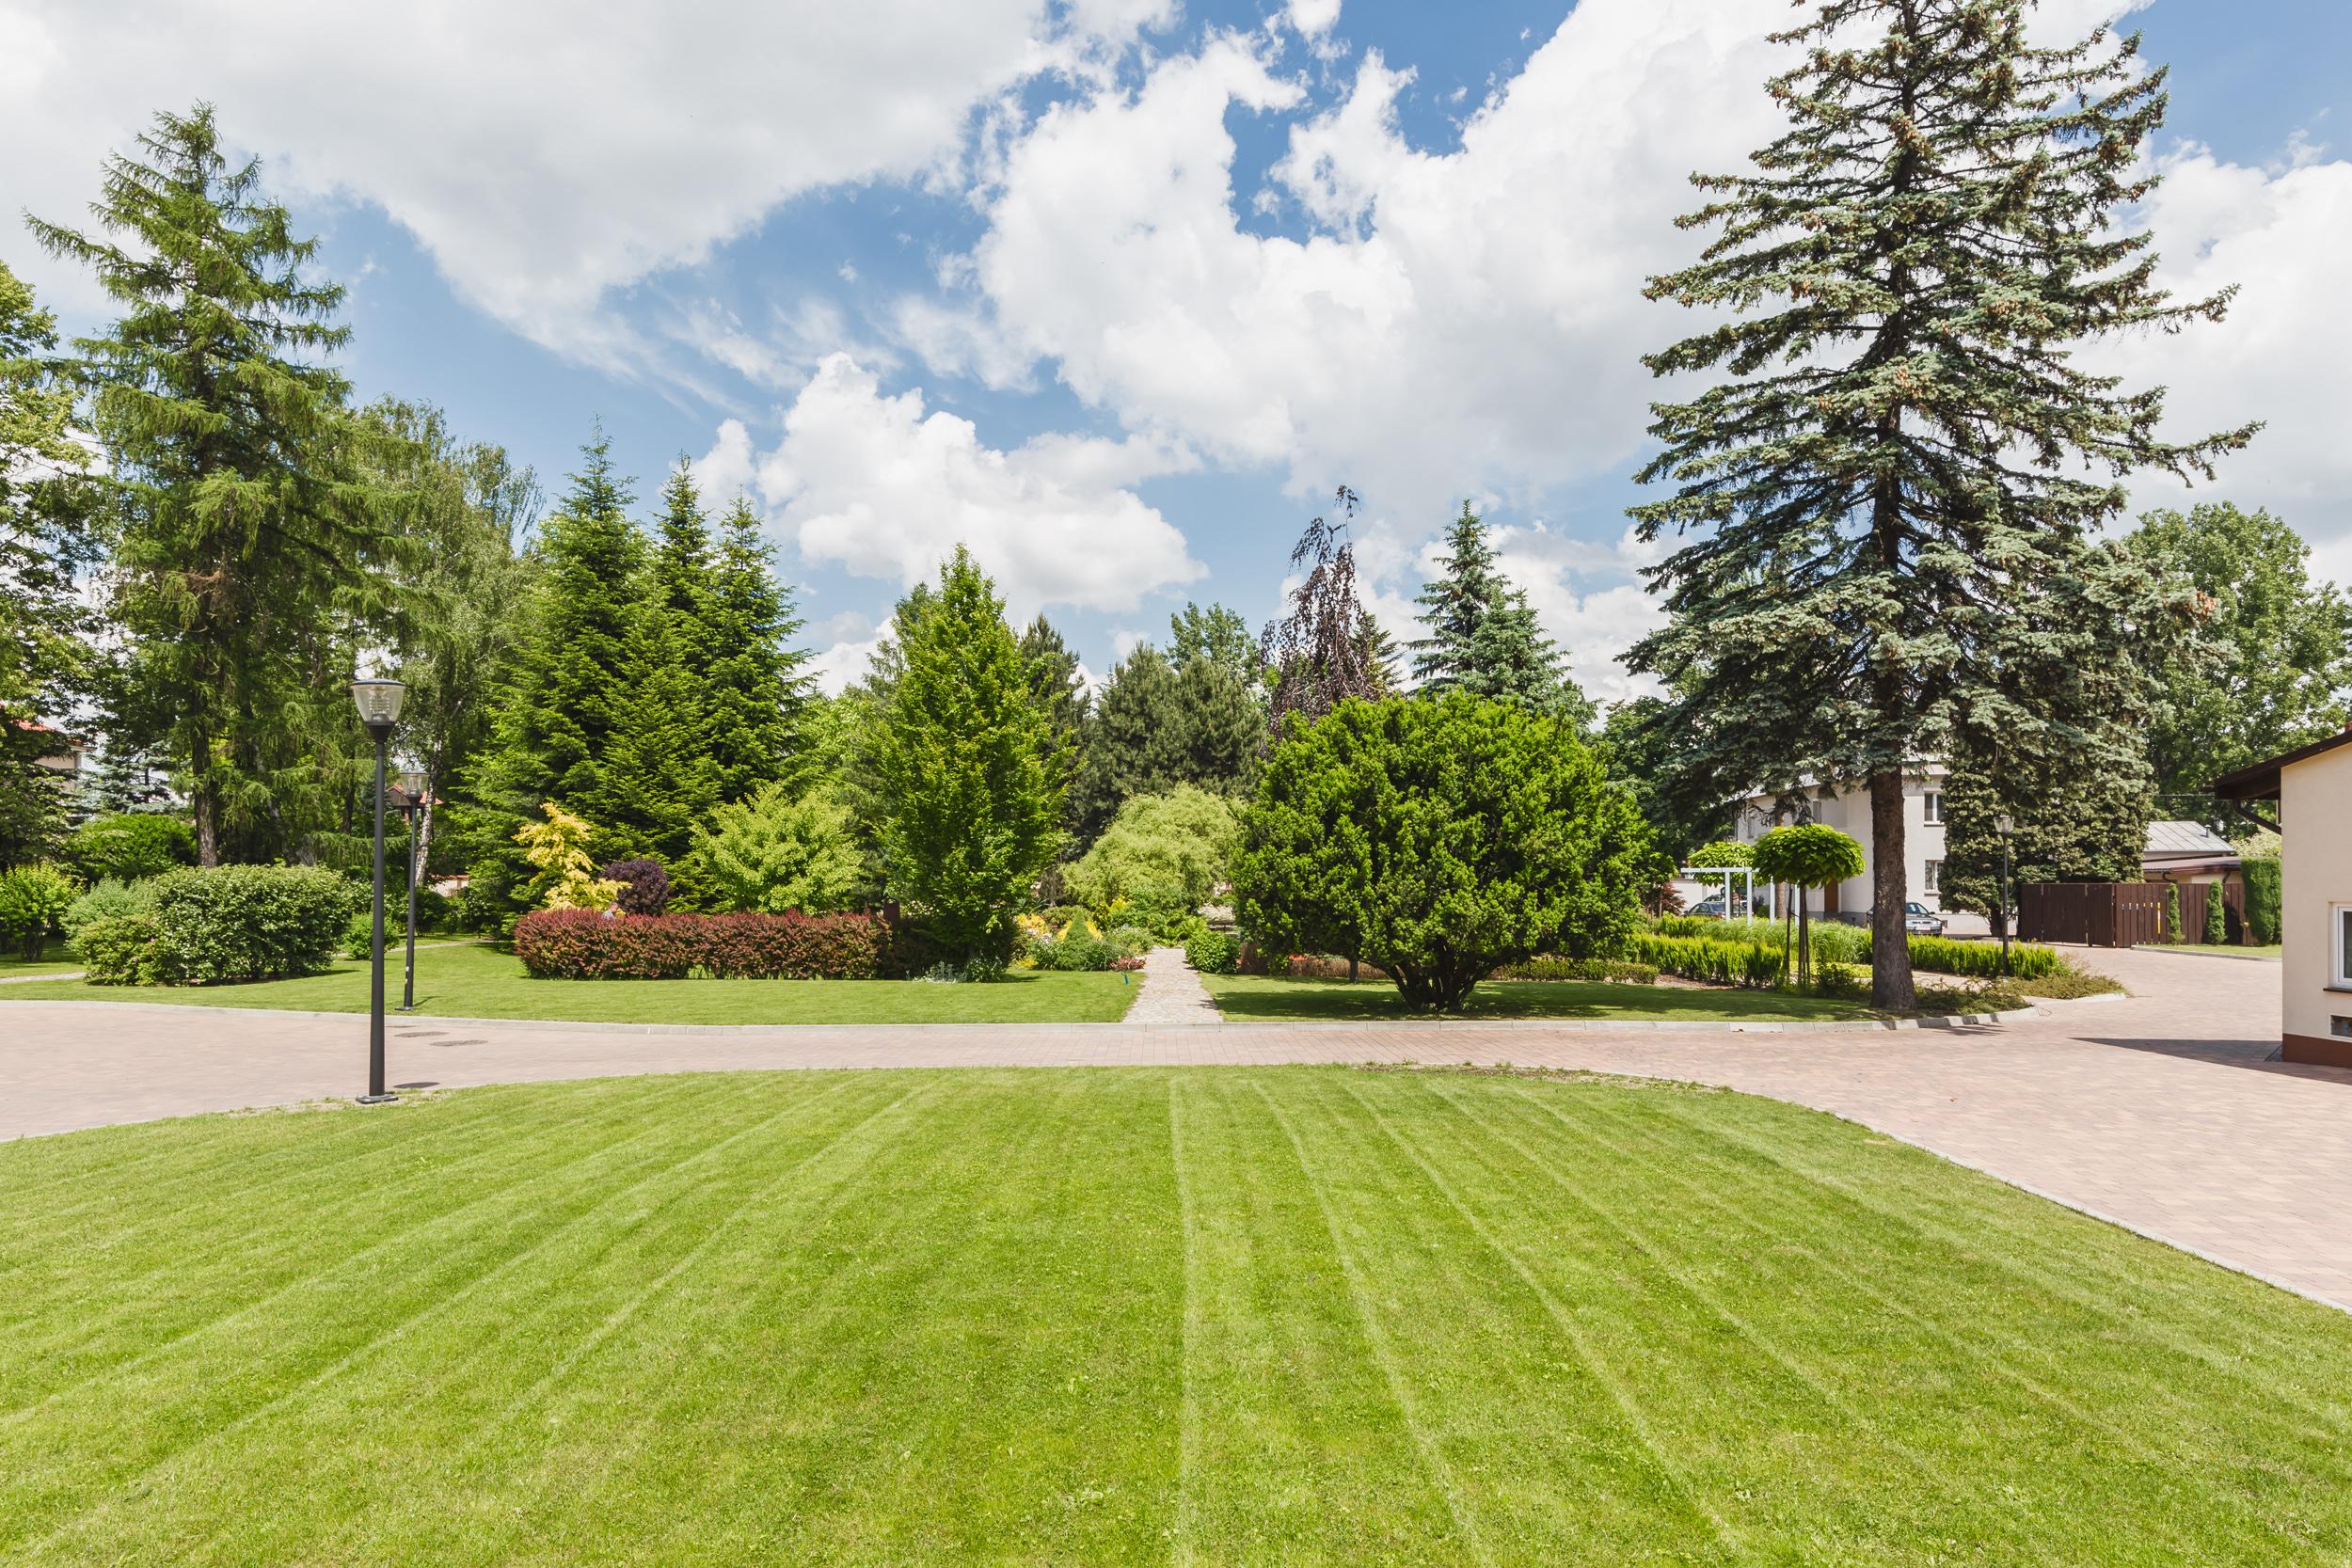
[1184, 929, 1241, 974]
[1064, 784, 1239, 916]
[2202, 880, 2230, 944]
[692, 784, 864, 915]
[0, 863, 81, 958]
[1490, 956, 1659, 985]
[1684, 839, 1752, 868]
[60, 813, 198, 883]
[1234, 693, 1657, 1010]
[63, 876, 155, 938]
[74, 864, 362, 985]
[1630, 932, 1788, 990]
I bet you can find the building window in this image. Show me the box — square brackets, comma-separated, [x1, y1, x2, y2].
[1922, 791, 1942, 825]
[2336, 905, 2352, 989]
[1924, 860, 1942, 895]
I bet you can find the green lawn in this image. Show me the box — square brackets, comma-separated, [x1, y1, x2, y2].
[5, 1069, 2347, 1564]
[1204, 971, 1880, 1022]
[0, 938, 81, 978]
[2140, 943, 2284, 961]
[0, 940, 1136, 1024]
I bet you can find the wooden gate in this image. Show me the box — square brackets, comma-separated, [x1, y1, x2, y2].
[2016, 881, 2172, 947]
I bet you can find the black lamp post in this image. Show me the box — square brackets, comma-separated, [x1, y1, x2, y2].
[393, 769, 428, 1013]
[350, 678, 406, 1104]
[1995, 813, 2016, 977]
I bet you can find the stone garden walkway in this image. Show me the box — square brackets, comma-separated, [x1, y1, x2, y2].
[1120, 945, 1223, 1025]
[4, 942, 2348, 1309]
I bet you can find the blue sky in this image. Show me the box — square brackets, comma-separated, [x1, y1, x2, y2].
[8, 0, 2349, 694]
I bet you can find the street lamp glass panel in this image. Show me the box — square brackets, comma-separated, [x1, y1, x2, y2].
[350, 679, 406, 727]
[1995, 815, 2015, 836]
[396, 769, 429, 798]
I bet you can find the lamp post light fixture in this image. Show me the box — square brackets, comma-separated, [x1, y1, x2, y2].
[394, 768, 428, 1013]
[350, 678, 406, 1104]
[1994, 813, 2017, 977]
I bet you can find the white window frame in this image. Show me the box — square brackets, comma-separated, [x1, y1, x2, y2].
[1922, 791, 1943, 825]
[1923, 859, 1942, 895]
[2335, 903, 2352, 989]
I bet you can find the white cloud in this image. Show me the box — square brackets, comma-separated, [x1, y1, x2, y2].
[1287, 0, 1343, 40]
[0, 0, 1168, 358]
[718, 354, 1203, 620]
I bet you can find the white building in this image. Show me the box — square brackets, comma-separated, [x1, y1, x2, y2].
[2216, 724, 2352, 1069]
[1726, 764, 1951, 919]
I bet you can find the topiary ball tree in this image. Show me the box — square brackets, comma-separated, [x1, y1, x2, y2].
[1232, 692, 1658, 1011]
[1750, 823, 1866, 990]
[597, 858, 673, 917]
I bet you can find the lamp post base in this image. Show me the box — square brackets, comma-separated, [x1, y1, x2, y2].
[356, 1092, 400, 1105]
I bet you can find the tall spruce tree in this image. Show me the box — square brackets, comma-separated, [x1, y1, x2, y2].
[602, 464, 722, 871]
[473, 433, 643, 859]
[1628, 3, 2254, 1010]
[870, 547, 1062, 962]
[704, 496, 810, 801]
[1410, 499, 1586, 719]
[1019, 614, 1090, 839]
[32, 105, 418, 864]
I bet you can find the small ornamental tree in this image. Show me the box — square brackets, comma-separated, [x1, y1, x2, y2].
[1232, 694, 1656, 1010]
[1064, 785, 1241, 915]
[1751, 823, 1866, 989]
[516, 802, 623, 912]
[2201, 879, 2228, 945]
[870, 546, 1064, 964]
[692, 783, 864, 916]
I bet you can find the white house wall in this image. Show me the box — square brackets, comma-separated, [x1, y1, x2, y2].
[1734, 769, 1949, 917]
[2280, 743, 2352, 1057]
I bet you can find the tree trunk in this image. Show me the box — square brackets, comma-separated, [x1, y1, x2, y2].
[1868, 769, 1915, 1012]
[414, 788, 437, 902]
[193, 785, 220, 867]
[1797, 896, 1812, 991]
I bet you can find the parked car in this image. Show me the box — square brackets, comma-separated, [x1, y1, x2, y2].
[1686, 895, 1728, 918]
[1827, 903, 1947, 935]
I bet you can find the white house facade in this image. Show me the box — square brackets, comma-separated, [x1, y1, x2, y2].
[2216, 723, 2352, 1069]
[1726, 763, 1951, 919]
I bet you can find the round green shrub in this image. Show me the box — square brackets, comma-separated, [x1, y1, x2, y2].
[61, 814, 197, 883]
[0, 863, 81, 959]
[73, 912, 164, 985]
[134, 864, 363, 985]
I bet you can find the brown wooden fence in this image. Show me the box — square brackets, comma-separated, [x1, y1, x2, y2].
[2179, 881, 2250, 945]
[2016, 881, 2173, 947]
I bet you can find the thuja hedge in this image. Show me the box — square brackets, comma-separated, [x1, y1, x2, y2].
[514, 909, 914, 980]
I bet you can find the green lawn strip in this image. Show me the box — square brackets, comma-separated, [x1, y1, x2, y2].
[2138, 943, 2282, 960]
[0, 1077, 886, 1557]
[132, 1075, 945, 1568]
[0, 941, 1138, 1023]
[0, 1080, 735, 1398]
[8, 1069, 2352, 1564]
[1561, 1082, 2352, 1502]
[1407, 1073, 2294, 1561]
[0, 939, 80, 977]
[1202, 972, 1875, 1022]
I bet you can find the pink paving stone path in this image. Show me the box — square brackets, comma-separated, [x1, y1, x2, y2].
[2, 944, 2346, 1308]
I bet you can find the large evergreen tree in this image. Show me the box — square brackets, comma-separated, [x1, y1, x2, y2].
[472, 434, 643, 853]
[2126, 502, 2352, 800]
[1410, 499, 1593, 724]
[1019, 613, 1090, 834]
[1627, 3, 2253, 1010]
[704, 496, 811, 800]
[0, 260, 94, 865]
[1073, 644, 1261, 840]
[601, 465, 722, 872]
[870, 547, 1062, 963]
[1168, 601, 1262, 699]
[33, 105, 418, 864]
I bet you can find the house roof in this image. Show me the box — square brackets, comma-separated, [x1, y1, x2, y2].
[2143, 820, 2235, 860]
[2210, 723, 2352, 802]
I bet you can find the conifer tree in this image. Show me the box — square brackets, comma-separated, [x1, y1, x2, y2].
[32, 105, 418, 864]
[870, 547, 1061, 963]
[1628, 3, 2254, 1010]
[601, 464, 721, 873]
[1019, 613, 1090, 823]
[703, 496, 810, 801]
[1168, 602, 1262, 700]
[1410, 500, 1583, 718]
[474, 434, 643, 856]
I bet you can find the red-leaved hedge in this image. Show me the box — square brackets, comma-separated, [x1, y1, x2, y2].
[514, 909, 892, 980]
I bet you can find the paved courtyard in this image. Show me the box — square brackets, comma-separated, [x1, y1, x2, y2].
[4, 944, 2346, 1308]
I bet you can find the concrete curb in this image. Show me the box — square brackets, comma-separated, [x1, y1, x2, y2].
[0, 998, 2015, 1036]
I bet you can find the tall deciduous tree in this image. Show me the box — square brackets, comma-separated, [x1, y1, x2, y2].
[1168, 601, 1262, 700]
[870, 547, 1063, 963]
[33, 104, 419, 865]
[1261, 488, 1392, 736]
[1628, 3, 2253, 1010]
[2126, 502, 2352, 799]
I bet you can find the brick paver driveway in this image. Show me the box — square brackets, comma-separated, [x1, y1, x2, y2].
[4, 945, 2346, 1307]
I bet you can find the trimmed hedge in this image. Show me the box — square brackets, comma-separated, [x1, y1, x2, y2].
[1892, 933, 2061, 980]
[1184, 930, 1241, 974]
[2242, 856, 2281, 945]
[1630, 932, 1788, 990]
[514, 909, 893, 980]
[73, 864, 359, 985]
[1490, 956, 1659, 985]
